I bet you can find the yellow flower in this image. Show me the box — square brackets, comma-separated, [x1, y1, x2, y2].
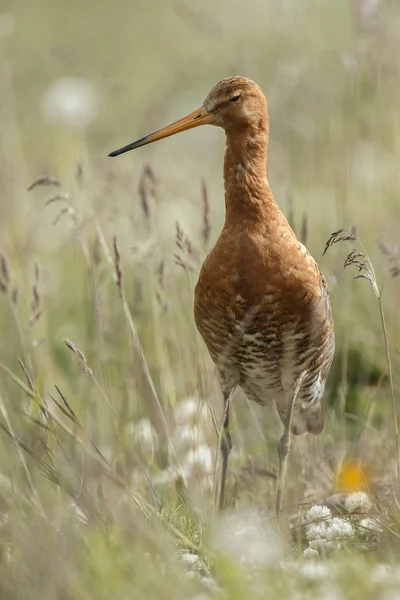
[337, 461, 368, 491]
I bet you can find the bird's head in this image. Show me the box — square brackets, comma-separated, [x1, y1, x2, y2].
[204, 76, 268, 133]
[108, 76, 268, 157]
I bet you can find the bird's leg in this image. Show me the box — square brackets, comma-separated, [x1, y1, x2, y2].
[275, 372, 305, 517]
[219, 391, 232, 510]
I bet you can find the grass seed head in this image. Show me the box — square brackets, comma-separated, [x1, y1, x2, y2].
[64, 338, 93, 375]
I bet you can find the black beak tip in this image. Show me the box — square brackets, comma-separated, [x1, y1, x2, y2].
[107, 134, 152, 158]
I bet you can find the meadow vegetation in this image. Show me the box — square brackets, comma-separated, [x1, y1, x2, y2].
[0, 0, 400, 597]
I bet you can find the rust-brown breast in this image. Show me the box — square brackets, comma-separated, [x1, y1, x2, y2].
[194, 216, 335, 435]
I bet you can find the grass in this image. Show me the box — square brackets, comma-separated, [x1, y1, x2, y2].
[0, 0, 400, 597]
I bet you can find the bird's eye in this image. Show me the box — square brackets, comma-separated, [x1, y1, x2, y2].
[230, 95, 241, 103]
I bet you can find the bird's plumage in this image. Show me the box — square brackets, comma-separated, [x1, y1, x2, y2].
[109, 75, 335, 511]
[194, 77, 334, 436]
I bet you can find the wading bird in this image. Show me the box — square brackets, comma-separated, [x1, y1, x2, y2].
[109, 77, 335, 514]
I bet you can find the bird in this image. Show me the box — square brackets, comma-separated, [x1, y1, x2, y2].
[109, 76, 335, 514]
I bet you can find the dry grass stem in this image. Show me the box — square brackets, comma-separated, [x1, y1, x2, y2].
[174, 221, 199, 271]
[18, 358, 35, 392]
[286, 192, 294, 230]
[27, 176, 60, 191]
[75, 161, 84, 187]
[0, 394, 45, 516]
[11, 286, 18, 305]
[300, 213, 308, 246]
[96, 225, 175, 458]
[29, 262, 41, 327]
[0, 253, 10, 284]
[138, 164, 157, 228]
[201, 178, 211, 246]
[113, 235, 123, 297]
[324, 227, 399, 480]
[44, 193, 69, 206]
[378, 240, 400, 278]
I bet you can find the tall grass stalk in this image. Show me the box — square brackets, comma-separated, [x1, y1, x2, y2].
[324, 229, 399, 480]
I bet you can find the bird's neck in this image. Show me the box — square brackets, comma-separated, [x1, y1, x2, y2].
[223, 128, 277, 229]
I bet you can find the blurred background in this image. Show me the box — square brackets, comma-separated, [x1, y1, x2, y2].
[0, 0, 400, 597]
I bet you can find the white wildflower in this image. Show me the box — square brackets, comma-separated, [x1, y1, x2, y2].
[300, 560, 332, 579]
[179, 552, 202, 571]
[371, 564, 393, 584]
[212, 509, 283, 568]
[306, 522, 329, 541]
[360, 518, 383, 534]
[303, 508, 354, 557]
[344, 491, 372, 513]
[153, 465, 188, 487]
[308, 538, 335, 553]
[327, 517, 355, 540]
[303, 546, 321, 559]
[201, 576, 219, 592]
[304, 504, 331, 523]
[176, 424, 206, 452]
[41, 76, 100, 128]
[127, 418, 158, 459]
[182, 444, 213, 477]
[174, 397, 203, 425]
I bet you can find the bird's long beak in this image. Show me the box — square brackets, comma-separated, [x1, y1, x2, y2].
[108, 105, 213, 157]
